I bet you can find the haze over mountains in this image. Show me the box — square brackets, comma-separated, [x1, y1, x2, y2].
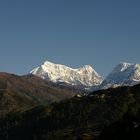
[31, 60, 140, 91]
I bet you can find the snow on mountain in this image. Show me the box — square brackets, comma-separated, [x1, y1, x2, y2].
[31, 61, 140, 91]
[100, 62, 140, 89]
[30, 60, 103, 89]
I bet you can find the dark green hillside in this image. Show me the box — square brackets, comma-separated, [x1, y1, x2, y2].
[0, 84, 140, 140]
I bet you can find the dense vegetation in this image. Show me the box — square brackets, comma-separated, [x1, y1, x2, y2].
[0, 83, 140, 140]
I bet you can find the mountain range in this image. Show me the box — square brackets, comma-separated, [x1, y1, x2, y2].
[0, 60, 140, 115]
[31, 60, 140, 91]
[0, 60, 140, 139]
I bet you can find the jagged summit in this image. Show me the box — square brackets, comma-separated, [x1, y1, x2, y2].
[30, 60, 103, 89]
[31, 61, 140, 91]
[113, 62, 132, 72]
[100, 62, 140, 89]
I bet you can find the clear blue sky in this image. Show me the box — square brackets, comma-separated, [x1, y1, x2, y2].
[0, 0, 140, 78]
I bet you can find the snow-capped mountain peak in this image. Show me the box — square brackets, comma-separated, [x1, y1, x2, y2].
[30, 60, 103, 89]
[31, 61, 140, 91]
[113, 62, 132, 72]
[99, 62, 140, 89]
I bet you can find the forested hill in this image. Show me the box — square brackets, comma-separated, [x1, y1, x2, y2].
[0, 84, 140, 140]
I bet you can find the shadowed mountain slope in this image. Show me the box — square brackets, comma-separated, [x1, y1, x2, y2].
[0, 72, 77, 116]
